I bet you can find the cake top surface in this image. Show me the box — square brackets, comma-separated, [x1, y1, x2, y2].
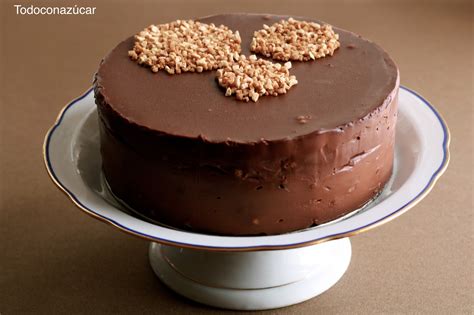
[96, 13, 398, 142]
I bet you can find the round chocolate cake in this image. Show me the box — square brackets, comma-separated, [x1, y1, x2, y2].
[94, 13, 399, 235]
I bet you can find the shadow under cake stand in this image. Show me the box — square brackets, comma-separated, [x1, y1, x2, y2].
[44, 86, 449, 310]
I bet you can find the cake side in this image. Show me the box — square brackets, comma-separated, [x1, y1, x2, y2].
[96, 86, 398, 235]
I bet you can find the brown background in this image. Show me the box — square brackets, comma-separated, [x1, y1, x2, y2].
[1, 0, 472, 314]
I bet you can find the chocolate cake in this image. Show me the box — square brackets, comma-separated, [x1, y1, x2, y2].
[94, 13, 399, 235]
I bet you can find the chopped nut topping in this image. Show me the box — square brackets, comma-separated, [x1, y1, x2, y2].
[128, 20, 241, 74]
[234, 169, 243, 178]
[251, 18, 340, 61]
[296, 115, 312, 124]
[216, 54, 298, 102]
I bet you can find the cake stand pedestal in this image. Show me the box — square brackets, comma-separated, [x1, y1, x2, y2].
[149, 238, 351, 310]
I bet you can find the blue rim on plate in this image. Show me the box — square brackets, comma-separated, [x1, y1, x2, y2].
[43, 86, 450, 251]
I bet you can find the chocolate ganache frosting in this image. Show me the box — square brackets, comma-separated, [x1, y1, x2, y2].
[94, 13, 399, 235]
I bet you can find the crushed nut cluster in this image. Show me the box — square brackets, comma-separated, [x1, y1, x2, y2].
[216, 54, 298, 102]
[128, 17, 340, 102]
[295, 115, 312, 124]
[128, 20, 241, 74]
[250, 18, 340, 61]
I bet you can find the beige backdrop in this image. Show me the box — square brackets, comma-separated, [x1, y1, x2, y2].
[1, 0, 472, 314]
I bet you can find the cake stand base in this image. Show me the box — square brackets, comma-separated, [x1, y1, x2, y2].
[149, 238, 351, 310]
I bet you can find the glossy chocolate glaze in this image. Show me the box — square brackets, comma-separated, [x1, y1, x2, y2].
[95, 13, 399, 235]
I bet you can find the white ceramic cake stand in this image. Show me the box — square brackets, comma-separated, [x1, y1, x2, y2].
[44, 86, 449, 310]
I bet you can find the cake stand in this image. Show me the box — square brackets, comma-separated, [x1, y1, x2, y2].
[44, 86, 449, 310]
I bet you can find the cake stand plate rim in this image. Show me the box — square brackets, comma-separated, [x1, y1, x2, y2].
[43, 85, 450, 251]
